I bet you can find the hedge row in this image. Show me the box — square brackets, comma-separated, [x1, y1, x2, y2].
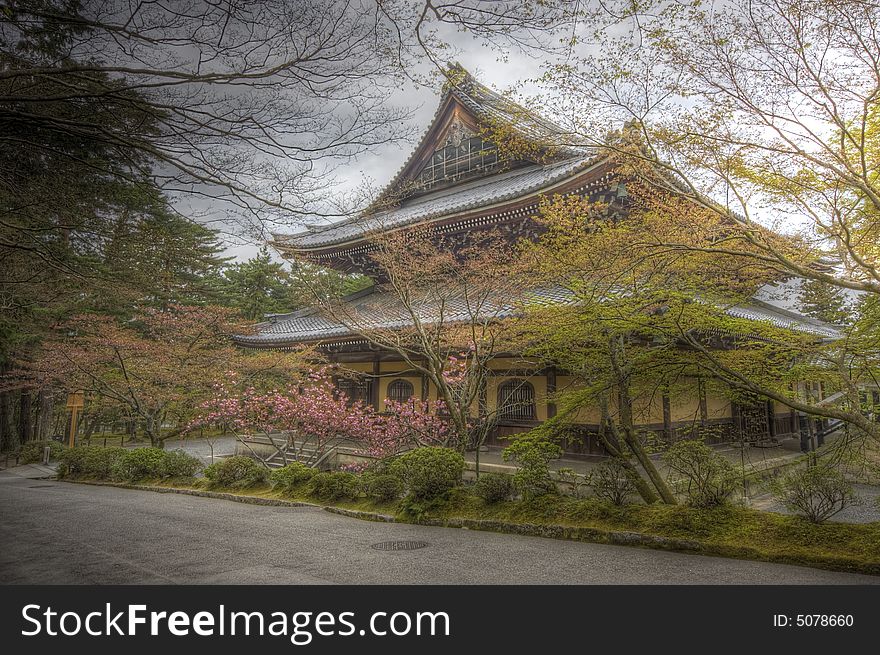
[58, 446, 201, 482]
[261, 447, 464, 504]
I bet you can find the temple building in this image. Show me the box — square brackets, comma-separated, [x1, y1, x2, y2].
[236, 66, 840, 456]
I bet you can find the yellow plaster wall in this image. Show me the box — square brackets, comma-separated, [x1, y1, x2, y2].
[487, 357, 543, 371]
[334, 359, 741, 427]
[669, 381, 702, 423]
[552, 376, 602, 424]
[378, 361, 414, 374]
[705, 392, 731, 421]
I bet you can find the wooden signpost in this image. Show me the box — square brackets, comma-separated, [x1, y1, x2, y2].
[65, 391, 84, 448]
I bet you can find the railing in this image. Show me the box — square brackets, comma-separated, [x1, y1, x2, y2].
[815, 419, 844, 441]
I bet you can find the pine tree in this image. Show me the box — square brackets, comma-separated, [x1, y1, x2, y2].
[101, 203, 231, 311]
[219, 247, 293, 320]
[798, 279, 851, 325]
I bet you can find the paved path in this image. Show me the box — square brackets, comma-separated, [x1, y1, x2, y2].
[0, 463, 56, 479]
[0, 472, 876, 585]
[162, 435, 237, 464]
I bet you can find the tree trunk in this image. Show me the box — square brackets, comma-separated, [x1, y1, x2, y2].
[609, 334, 678, 505]
[144, 414, 162, 447]
[83, 415, 99, 446]
[126, 418, 138, 443]
[0, 391, 15, 452]
[35, 389, 54, 441]
[0, 362, 15, 451]
[18, 390, 32, 445]
[599, 398, 659, 504]
[619, 420, 677, 504]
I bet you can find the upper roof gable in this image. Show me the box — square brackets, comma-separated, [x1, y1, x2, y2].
[367, 63, 584, 212]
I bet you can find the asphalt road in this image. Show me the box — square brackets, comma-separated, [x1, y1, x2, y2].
[0, 472, 877, 585]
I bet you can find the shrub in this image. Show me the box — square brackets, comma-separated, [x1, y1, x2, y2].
[770, 464, 862, 523]
[503, 438, 562, 501]
[663, 440, 738, 507]
[111, 447, 168, 481]
[19, 440, 66, 464]
[389, 447, 464, 500]
[58, 446, 126, 479]
[83, 447, 127, 479]
[203, 455, 269, 489]
[56, 446, 193, 482]
[57, 448, 88, 478]
[591, 459, 636, 506]
[555, 467, 590, 499]
[160, 449, 202, 479]
[364, 474, 403, 503]
[473, 472, 514, 504]
[363, 457, 395, 476]
[308, 471, 360, 501]
[270, 462, 317, 492]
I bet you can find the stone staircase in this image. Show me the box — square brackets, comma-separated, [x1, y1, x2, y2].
[237, 434, 345, 470]
[263, 442, 334, 469]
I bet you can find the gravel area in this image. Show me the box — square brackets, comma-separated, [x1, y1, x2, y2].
[752, 483, 880, 523]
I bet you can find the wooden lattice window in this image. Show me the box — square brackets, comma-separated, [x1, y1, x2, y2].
[337, 377, 370, 407]
[414, 135, 499, 190]
[387, 379, 414, 404]
[497, 379, 536, 421]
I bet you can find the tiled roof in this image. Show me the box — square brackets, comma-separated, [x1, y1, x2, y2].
[274, 155, 598, 250]
[724, 301, 840, 338]
[442, 63, 583, 153]
[237, 286, 521, 347]
[273, 64, 597, 252]
[236, 285, 841, 347]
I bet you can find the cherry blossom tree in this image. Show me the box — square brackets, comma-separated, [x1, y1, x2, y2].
[16, 305, 307, 447]
[298, 229, 531, 455]
[190, 368, 449, 467]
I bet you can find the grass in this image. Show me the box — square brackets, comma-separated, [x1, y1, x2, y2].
[440, 493, 880, 574]
[61, 474, 880, 576]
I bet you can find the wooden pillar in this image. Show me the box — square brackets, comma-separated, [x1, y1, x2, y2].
[420, 374, 428, 402]
[546, 367, 557, 419]
[370, 356, 380, 411]
[698, 379, 708, 427]
[662, 391, 672, 440]
[766, 400, 776, 438]
[731, 402, 741, 440]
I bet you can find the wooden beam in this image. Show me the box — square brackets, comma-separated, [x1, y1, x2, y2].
[698, 379, 708, 427]
[546, 366, 557, 419]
